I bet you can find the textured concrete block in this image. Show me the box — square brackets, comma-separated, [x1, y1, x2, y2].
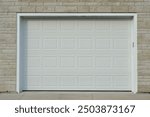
[77, 6, 90, 12]
[55, 6, 78, 12]
[36, 6, 55, 12]
[57, 0, 78, 2]
[143, 6, 150, 12]
[0, 7, 8, 13]
[30, 2, 43, 6]
[90, 6, 111, 12]
[138, 85, 150, 92]
[138, 19, 150, 29]
[15, 2, 29, 6]
[43, 2, 62, 5]
[21, 6, 36, 12]
[129, 6, 143, 12]
[112, 6, 129, 12]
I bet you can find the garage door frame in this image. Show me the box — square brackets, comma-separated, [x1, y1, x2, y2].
[17, 13, 137, 93]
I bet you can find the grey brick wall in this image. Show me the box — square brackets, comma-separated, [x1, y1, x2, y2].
[0, 0, 150, 92]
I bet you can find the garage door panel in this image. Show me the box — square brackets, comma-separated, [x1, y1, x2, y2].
[40, 68, 128, 76]
[111, 76, 131, 89]
[76, 32, 93, 37]
[24, 34, 41, 40]
[23, 18, 132, 90]
[25, 39, 41, 49]
[78, 39, 93, 49]
[41, 50, 128, 55]
[110, 33, 129, 40]
[42, 76, 59, 86]
[78, 76, 94, 86]
[43, 21, 58, 30]
[60, 20, 76, 30]
[110, 20, 130, 29]
[78, 56, 93, 67]
[43, 56, 57, 67]
[113, 40, 128, 49]
[25, 50, 41, 56]
[60, 39, 75, 49]
[95, 40, 111, 49]
[43, 35, 58, 40]
[24, 76, 42, 88]
[25, 57, 41, 67]
[95, 56, 111, 67]
[60, 76, 78, 87]
[26, 21, 41, 31]
[25, 68, 42, 76]
[78, 21, 94, 30]
[95, 21, 110, 32]
[43, 39, 58, 49]
[60, 35, 77, 39]
[94, 76, 111, 87]
[60, 56, 75, 67]
[113, 56, 129, 67]
[77, 35, 93, 40]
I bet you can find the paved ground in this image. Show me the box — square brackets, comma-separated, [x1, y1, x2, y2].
[0, 91, 150, 100]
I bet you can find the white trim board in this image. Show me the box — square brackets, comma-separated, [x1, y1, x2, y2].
[17, 13, 137, 93]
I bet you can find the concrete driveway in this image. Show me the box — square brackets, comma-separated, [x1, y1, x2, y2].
[0, 91, 150, 100]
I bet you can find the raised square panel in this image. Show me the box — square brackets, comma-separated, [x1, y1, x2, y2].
[61, 39, 75, 49]
[43, 57, 57, 67]
[42, 76, 58, 86]
[60, 20, 76, 30]
[27, 20, 41, 31]
[95, 76, 111, 87]
[113, 40, 128, 49]
[95, 21, 110, 30]
[110, 32, 129, 39]
[111, 76, 130, 88]
[60, 76, 77, 86]
[26, 68, 42, 76]
[78, 21, 94, 30]
[113, 57, 128, 67]
[95, 56, 111, 67]
[26, 39, 40, 49]
[110, 20, 129, 30]
[27, 57, 41, 67]
[78, 39, 93, 49]
[96, 40, 110, 49]
[43, 20, 58, 30]
[25, 76, 42, 86]
[78, 76, 94, 86]
[43, 39, 57, 49]
[78, 56, 93, 67]
[61, 56, 75, 67]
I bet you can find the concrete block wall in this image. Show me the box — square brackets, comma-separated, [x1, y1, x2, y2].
[0, 0, 150, 92]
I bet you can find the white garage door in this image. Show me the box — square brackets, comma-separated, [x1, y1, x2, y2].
[22, 18, 132, 90]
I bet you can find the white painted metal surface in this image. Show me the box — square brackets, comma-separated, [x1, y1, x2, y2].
[17, 13, 137, 93]
[21, 18, 132, 90]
